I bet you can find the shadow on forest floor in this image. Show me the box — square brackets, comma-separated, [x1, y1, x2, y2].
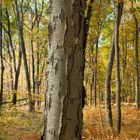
[0, 104, 140, 140]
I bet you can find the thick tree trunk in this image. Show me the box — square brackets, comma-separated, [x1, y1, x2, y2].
[43, 0, 85, 139]
[133, 14, 140, 109]
[115, 2, 124, 134]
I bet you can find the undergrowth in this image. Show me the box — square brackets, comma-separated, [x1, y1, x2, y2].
[0, 105, 140, 140]
[82, 105, 140, 140]
[0, 106, 44, 140]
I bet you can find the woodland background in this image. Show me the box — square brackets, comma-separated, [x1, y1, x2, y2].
[0, 0, 140, 139]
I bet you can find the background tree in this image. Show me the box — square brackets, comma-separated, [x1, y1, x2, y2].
[0, 1, 4, 107]
[132, 5, 140, 109]
[115, 1, 124, 134]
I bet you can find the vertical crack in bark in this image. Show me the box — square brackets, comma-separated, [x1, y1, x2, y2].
[59, 0, 84, 138]
[48, 94, 52, 111]
[54, 62, 59, 75]
[60, 46, 77, 138]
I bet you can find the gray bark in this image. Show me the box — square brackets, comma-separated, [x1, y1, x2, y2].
[43, 0, 85, 139]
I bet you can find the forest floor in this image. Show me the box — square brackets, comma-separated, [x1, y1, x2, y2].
[82, 104, 140, 140]
[0, 104, 140, 140]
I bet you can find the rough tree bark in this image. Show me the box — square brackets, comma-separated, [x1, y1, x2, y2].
[43, 0, 85, 139]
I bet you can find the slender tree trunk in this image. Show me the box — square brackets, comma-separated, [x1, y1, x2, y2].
[122, 33, 127, 102]
[105, 2, 123, 128]
[5, 8, 22, 104]
[13, 49, 22, 104]
[35, 0, 41, 109]
[14, 0, 32, 111]
[98, 91, 104, 128]
[43, 0, 85, 139]
[30, 9, 36, 110]
[6, 8, 17, 73]
[115, 2, 124, 134]
[93, 38, 99, 107]
[83, 0, 94, 48]
[89, 53, 93, 107]
[105, 32, 115, 128]
[90, 82, 93, 107]
[133, 14, 140, 109]
[82, 0, 94, 108]
[5, 40, 14, 99]
[0, 2, 4, 107]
